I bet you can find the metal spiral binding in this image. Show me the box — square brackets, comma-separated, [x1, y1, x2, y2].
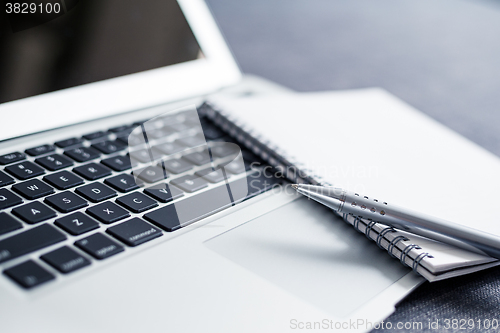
[365, 220, 377, 239]
[412, 252, 434, 272]
[387, 235, 409, 258]
[353, 216, 363, 233]
[376, 227, 396, 249]
[400, 244, 422, 267]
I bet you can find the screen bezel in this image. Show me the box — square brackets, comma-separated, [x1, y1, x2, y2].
[0, 0, 242, 142]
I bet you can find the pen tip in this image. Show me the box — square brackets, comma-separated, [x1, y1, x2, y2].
[291, 184, 299, 190]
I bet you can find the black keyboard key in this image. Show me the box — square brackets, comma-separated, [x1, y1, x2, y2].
[116, 133, 144, 147]
[5, 161, 45, 180]
[41, 246, 91, 274]
[91, 140, 126, 154]
[162, 158, 192, 174]
[116, 192, 158, 213]
[0, 171, 15, 188]
[86, 201, 130, 224]
[12, 179, 54, 200]
[134, 166, 166, 183]
[107, 218, 162, 247]
[12, 201, 57, 224]
[182, 150, 211, 166]
[73, 163, 112, 180]
[195, 167, 228, 183]
[64, 147, 101, 162]
[0, 213, 22, 236]
[0, 224, 66, 264]
[129, 149, 153, 163]
[43, 171, 84, 190]
[55, 212, 99, 235]
[109, 125, 134, 133]
[55, 137, 83, 148]
[178, 135, 206, 148]
[75, 182, 117, 203]
[0, 152, 25, 165]
[152, 141, 185, 158]
[83, 131, 107, 141]
[0, 188, 23, 210]
[45, 191, 88, 213]
[75, 233, 124, 260]
[170, 175, 208, 193]
[101, 155, 132, 171]
[144, 185, 235, 232]
[4, 260, 55, 289]
[35, 154, 73, 171]
[144, 183, 183, 203]
[209, 142, 240, 158]
[25, 144, 55, 156]
[104, 174, 139, 192]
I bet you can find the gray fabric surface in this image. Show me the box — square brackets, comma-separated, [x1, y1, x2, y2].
[206, 0, 500, 331]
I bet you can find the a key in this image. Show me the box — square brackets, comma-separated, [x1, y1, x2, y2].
[91, 140, 126, 154]
[45, 191, 88, 213]
[182, 150, 211, 166]
[0, 189, 23, 210]
[116, 134, 144, 147]
[101, 155, 132, 171]
[195, 167, 228, 183]
[41, 246, 91, 274]
[0, 213, 22, 236]
[64, 147, 101, 162]
[134, 166, 166, 183]
[162, 158, 192, 174]
[116, 192, 158, 213]
[178, 135, 206, 148]
[35, 154, 73, 171]
[86, 201, 130, 224]
[12, 201, 57, 224]
[55, 137, 83, 148]
[104, 174, 139, 192]
[152, 141, 185, 158]
[0, 224, 66, 264]
[209, 142, 240, 158]
[3, 260, 55, 289]
[12, 179, 54, 200]
[0, 171, 15, 188]
[43, 171, 84, 190]
[144, 184, 234, 232]
[73, 163, 112, 180]
[129, 149, 152, 164]
[75, 182, 117, 203]
[170, 175, 208, 193]
[75, 233, 124, 260]
[25, 144, 55, 156]
[107, 218, 162, 247]
[144, 183, 183, 203]
[5, 161, 45, 180]
[0, 152, 25, 165]
[109, 125, 134, 133]
[82, 131, 107, 141]
[54, 212, 99, 236]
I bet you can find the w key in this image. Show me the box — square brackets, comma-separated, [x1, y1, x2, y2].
[12, 179, 54, 200]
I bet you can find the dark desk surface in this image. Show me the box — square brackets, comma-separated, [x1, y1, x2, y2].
[207, 0, 500, 331]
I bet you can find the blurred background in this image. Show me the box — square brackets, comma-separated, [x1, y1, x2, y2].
[205, 0, 500, 331]
[207, 0, 500, 157]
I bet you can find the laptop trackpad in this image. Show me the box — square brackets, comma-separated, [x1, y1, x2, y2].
[205, 198, 410, 317]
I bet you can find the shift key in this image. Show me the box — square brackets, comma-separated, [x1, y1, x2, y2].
[0, 224, 66, 264]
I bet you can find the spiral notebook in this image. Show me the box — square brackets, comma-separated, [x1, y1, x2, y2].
[205, 89, 500, 282]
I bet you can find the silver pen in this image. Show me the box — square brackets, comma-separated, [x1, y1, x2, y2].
[292, 184, 500, 259]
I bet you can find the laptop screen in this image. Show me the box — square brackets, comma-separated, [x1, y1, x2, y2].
[0, 0, 203, 104]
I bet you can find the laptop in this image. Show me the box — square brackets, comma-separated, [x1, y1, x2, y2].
[0, 1, 423, 331]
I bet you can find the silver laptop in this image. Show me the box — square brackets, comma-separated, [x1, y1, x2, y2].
[0, 1, 422, 331]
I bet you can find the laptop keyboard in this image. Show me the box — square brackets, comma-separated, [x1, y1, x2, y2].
[0, 108, 281, 290]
